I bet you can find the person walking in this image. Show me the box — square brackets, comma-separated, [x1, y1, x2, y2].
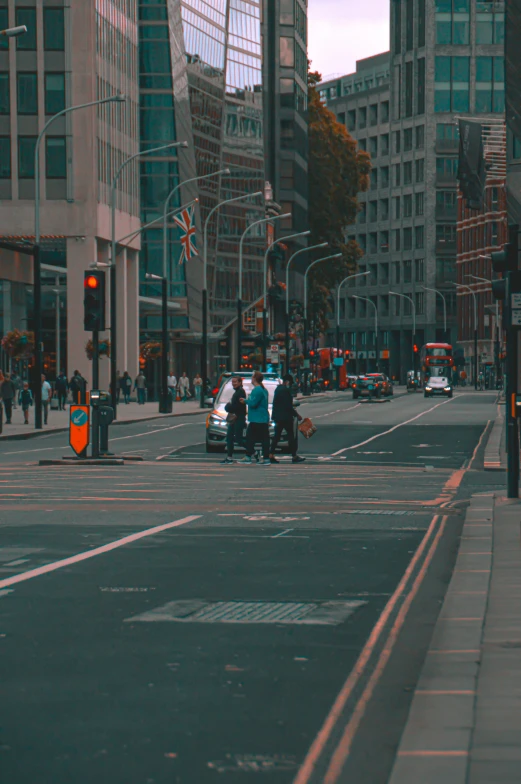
[178, 371, 190, 401]
[69, 370, 86, 404]
[221, 376, 247, 464]
[134, 371, 147, 405]
[167, 372, 177, 401]
[10, 371, 22, 409]
[41, 374, 53, 425]
[270, 373, 305, 464]
[193, 373, 203, 402]
[19, 381, 33, 424]
[115, 370, 122, 403]
[55, 371, 68, 410]
[239, 371, 271, 465]
[0, 373, 16, 424]
[120, 371, 131, 404]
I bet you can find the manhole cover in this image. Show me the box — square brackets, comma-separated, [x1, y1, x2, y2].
[126, 599, 365, 625]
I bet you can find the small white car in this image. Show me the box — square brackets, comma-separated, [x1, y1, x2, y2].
[424, 376, 453, 398]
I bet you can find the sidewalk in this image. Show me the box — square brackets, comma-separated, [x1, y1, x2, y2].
[0, 399, 205, 440]
[388, 491, 521, 784]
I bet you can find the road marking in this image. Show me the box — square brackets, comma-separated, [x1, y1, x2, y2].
[272, 529, 294, 538]
[4, 559, 29, 566]
[0, 515, 200, 590]
[331, 397, 455, 456]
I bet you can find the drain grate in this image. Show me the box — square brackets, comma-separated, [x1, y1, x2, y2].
[126, 599, 365, 625]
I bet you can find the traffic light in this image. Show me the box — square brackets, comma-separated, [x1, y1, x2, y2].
[83, 270, 106, 331]
[413, 344, 419, 353]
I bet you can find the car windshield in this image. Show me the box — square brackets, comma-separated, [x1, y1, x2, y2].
[429, 377, 448, 385]
[216, 380, 278, 406]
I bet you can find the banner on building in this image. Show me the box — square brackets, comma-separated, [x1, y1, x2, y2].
[457, 119, 486, 211]
[506, 0, 521, 143]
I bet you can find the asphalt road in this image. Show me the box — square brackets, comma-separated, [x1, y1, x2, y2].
[0, 389, 504, 783]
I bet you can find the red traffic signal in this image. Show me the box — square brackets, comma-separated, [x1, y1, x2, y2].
[413, 344, 419, 353]
[84, 270, 106, 332]
[85, 274, 101, 290]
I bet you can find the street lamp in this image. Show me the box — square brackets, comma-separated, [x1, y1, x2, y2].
[145, 273, 169, 414]
[421, 285, 448, 340]
[466, 274, 500, 384]
[336, 271, 371, 358]
[201, 190, 263, 404]
[456, 282, 478, 389]
[237, 213, 291, 371]
[32, 92, 125, 430]
[353, 294, 378, 372]
[0, 25, 27, 38]
[284, 241, 327, 371]
[302, 253, 342, 390]
[110, 140, 188, 413]
[389, 291, 417, 377]
[263, 230, 311, 371]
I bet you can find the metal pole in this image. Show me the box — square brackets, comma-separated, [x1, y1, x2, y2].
[160, 277, 169, 413]
[285, 241, 327, 328]
[202, 190, 263, 405]
[238, 213, 290, 372]
[303, 315, 308, 394]
[92, 331, 100, 460]
[336, 321, 340, 390]
[285, 310, 290, 373]
[110, 141, 186, 415]
[506, 325, 519, 498]
[55, 280, 60, 376]
[262, 307, 268, 371]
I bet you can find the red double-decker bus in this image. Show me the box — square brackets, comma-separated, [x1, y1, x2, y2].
[314, 348, 349, 389]
[420, 343, 454, 384]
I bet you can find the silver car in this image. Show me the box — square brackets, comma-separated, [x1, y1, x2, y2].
[206, 377, 284, 453]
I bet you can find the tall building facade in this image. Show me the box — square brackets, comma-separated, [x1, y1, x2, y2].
[138, 0, 266, 378]
[0, 0, 141, 385]
[320, 0, 506, 380]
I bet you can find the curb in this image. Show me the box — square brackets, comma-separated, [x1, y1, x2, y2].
[483, 406, 505, 471]
[0, 407, 206, 443]
[387, 493, 493, 784]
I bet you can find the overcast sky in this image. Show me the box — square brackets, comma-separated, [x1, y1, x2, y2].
[307, 0, 390, 80]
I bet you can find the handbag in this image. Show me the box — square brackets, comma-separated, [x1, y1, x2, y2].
[298, 417, 317, 439]
[226, 413, 238, 424]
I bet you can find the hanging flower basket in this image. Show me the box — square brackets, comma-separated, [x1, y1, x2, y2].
[85, 339, 111, 360]
[140, 341, 162, 361]
[0, 329, 35, 359]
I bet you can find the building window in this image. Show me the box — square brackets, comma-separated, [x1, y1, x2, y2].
[394, 64, 401, 120]
[44, 8, 65, 51]
[381, 133, 389, 155]
[418, 0, 426, 46]
[0, 137, 11, 178]
[381, 166, 389, 187]
[406, 0, 414, 50]
[436, 189, 457, 214]
[404, 128, 413, 151]
[405, 60, 413, 117]
[0, 73, 9, 115]
[0, 8, 7, 50]
[476, 9, 504, 44]
[416, 291, 425, 315]
[393, 294, 401, 316]
[514, 136, 521, 160]
[280, 120, 294, 149]
[393, 230, 401, 252]
[359, 107, 367, 128]
[435, 56, 470, 113]
[381, 101, 389, 122]
[416, 126, 425, 149]
[415, 158, 424, 183]
[415, 225, 424, 249]
[16, 8, 37, 50]
[404, 161, 412, 185]
[18, 136, 37, 178]
[404, 194, 413, 217]
[415, 192, 424, 215]
[279, 37, 294, 67]
[404, 259, 412, 283]
[435, 0, 470, 45]
[369, 200, 378, 222]
[415, 258, 425, 282]
[490, 221, 499, 246]
[358, 202, 366, 224]
[437, 122, 459, 141]
[337, 112, 345, 126]
[359, 138, 367, 152]
[475, 57, 505, 114]
[280, 160, 294, 189]
[393, 0, 402, 53]
[417, 58, 425, 115]
[347, 109, 356, 130]
[404, 227, 413, 250]
[369, 104, 378, 126]
[436, 157, 458, 178]
[394, 196, 401, 219]
[394, 130, 401, 153]
[490, 187, 499, 212]
[380, 198, 389, 220]
[381, 230, 389, 252]
[17, 73, 38, 115]
[280, 0, 294, 24]
[46, 137, 66, 178]
[369, 136, 378, 157]
[394, 163, 401, 186]
[393, 260, 401, 284]
[369, 232, 378, 254]
[370, 168, 378, 190]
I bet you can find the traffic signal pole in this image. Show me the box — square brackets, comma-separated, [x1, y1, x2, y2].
[506, 324, 519, 498]
[91, 330, 100, 459]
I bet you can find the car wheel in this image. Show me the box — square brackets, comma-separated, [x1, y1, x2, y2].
[424, 393, 430, 399]
[448, 392, 453, 398]
[353, 392, 359, 399]
[206, 440, 224, 453]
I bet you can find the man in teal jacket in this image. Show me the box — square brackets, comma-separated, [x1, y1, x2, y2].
[239, 370, 271, 465]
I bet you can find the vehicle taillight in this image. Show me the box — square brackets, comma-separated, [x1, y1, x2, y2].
[212, 387, 219, 396]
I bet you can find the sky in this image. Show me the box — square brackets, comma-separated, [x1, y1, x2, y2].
[307, 0, 390, 81]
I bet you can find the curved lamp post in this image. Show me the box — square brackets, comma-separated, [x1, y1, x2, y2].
[284, 241, 327, 370]
[389, 291, 417, 378]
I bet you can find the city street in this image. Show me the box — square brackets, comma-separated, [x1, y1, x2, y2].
[0, 389, 504, 783]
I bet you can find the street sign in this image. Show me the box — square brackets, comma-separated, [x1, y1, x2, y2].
[381, 349, 390, 359]
[69, 405, 90, 456]
[333, 357, 344, 367]
[270, 344, 280, 364]
[512, 293, 521, 309]
[512, 309, 521, 326]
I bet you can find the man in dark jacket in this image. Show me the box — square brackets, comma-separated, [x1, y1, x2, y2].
[221, 376, 247, 464]
[0, 373, 16, 424]
[270, 373, 305, 464]
[55, 371, 68, 410]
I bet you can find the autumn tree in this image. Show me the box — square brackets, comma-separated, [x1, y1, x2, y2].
[307, 69, 371, 329]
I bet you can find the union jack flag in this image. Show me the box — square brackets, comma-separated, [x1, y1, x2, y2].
[173, 204, 197, 264]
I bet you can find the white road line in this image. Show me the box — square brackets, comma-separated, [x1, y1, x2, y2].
[272, 529, 294, 538]
[331, 397, 456, 456]
[0, 515, 201, 590]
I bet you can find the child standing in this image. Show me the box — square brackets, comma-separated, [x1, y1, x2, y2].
[19, 382, 33, 424]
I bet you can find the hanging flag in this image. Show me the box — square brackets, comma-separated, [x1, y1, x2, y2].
[173, 204, 197, 264]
